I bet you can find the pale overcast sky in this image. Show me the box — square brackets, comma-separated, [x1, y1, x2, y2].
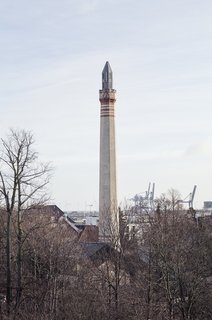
[1, 0, 212, 210]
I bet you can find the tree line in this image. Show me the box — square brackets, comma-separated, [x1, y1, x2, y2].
[0, 129, 211, 320]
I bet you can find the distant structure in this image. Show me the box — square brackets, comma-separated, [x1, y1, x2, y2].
[99, 62, 118, 242]
[203, 201, 212, 211]
[129, 182, 155, 214]
[177, 185, 197, 209]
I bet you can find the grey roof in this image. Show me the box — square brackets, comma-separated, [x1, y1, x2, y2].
[64, 215, 81, 233]
[66, 215, 76, 224]
[80, 242, 112, 259]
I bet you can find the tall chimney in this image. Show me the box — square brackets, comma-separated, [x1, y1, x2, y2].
[99, 62, 118, 242]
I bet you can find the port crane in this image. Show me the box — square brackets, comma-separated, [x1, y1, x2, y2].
[177, 185, 197, 209]
[130, 182, 155, 213]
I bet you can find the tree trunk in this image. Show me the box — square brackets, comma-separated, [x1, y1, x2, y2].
[6, 213, 11, 315]
[15, 208, 22, 309]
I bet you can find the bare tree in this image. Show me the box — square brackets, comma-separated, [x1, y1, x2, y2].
[0, 129, 51, 315]
[155, 188, 182, 214]
[138, 205, 212, 320]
